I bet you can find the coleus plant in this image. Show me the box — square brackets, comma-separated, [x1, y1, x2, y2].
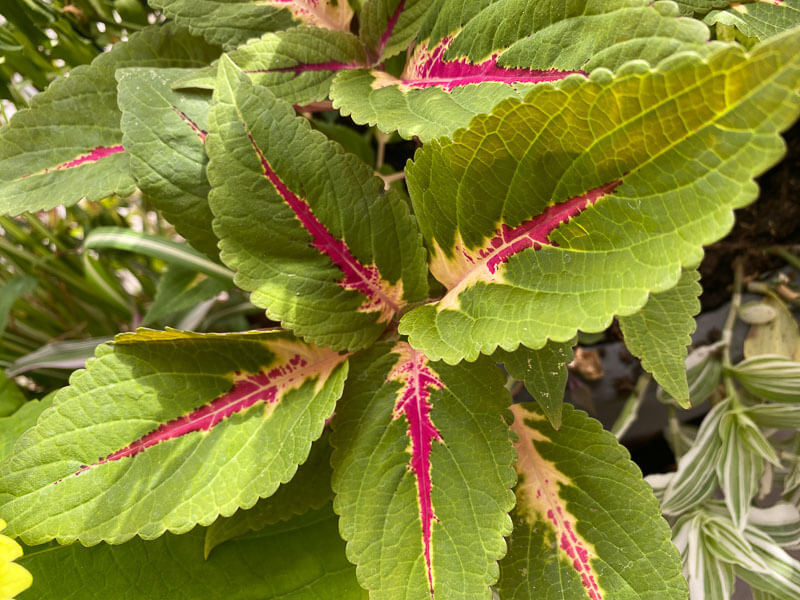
[0, 1, 799, 598]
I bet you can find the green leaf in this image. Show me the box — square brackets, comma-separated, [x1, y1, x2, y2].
[743, 294, 800, 360]
[0, 371, 26, 418]
[359, 0, 431, 62]
[142, 267, 230, 327]
[148, 0, 355, 49]
[330, 342, 515, 599]
[749, 503, 800, 549]
[705, 0, 800, 42]
[399, 31, 800, 363]
[731, 523, 800, 600]
[0, 329, 349, 545]
[175, 27, 369, 106]
[498, 401, 686, 600]
[116, 67, 219, 259]
[0, 276, 36, 336]
[331, 0, 715, 140]
[729, 355, 800, 402]
[18, 505, 366, 600]
[658, 343, 724, 407]
[619, 269, 701, 408]
[0, 396, 53, 463]
[661, 399, 730, 515]
[207, 57, 428, 351]
[746, 403, 800, 430]
[82, 227, 233, 281]
[495, 339, 574, 429]
[0, 24, 221, 216]
[203, 431, 335, 558]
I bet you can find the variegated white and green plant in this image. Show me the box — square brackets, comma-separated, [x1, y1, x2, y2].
[1, 1, 799, 598]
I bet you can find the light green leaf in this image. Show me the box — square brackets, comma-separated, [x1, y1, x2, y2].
[611, 373, 651, 440]
[18, 505, 366, 600]
[749, 504, 800, 549]
[0, 24, 221, 216]
[332, 0, 715, 140]
[0, 396, 52, 463]
[149, 0, 355, 49]
[203, 431, 334, 558]
[498, 401, 686, 600]
[705, 0, 800, 42]
[659, 343, 724, 408]
[399, 31, 800, 363]
[0, 372, 26, 418]
[0, 519, 31, 600]
[494, 339, 574, 429]
[619, 269, 701, 407]
[175, 27, 369, 106]
[702, 514, 771, 573]
[0, 276, 36, 337]
[207, 57, 428, 351]
[116, 67, 219, 259]
[729, 355, 800, 402]
[734, 524, 800, 600]
[0, 329, 349, 545]
[331, 342, 515, 599]
[661, 399, 730, 515]
[359, 0, 431, 61]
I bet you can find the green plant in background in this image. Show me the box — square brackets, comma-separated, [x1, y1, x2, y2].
[0, 1, 799, 599]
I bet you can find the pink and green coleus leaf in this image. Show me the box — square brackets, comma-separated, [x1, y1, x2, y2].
[618, 269, 702, 408]
[498, 402, 687, 600]
[19, 505, 366, 600]
[207, 57, 428, 351]
[149, 0, 354, 49]
[399, 30, 800, 363]
[0, 329, 348, 545]
[331, 342, 516, 599]
[0, 24, 220, 216]
[331, 0, 715, 140]
[116, 67, 219, 260]
[359, 0, 432, 62]
[176, 28, 369, 106]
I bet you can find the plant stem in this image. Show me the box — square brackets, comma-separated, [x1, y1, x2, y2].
[720, 258, 744, 402]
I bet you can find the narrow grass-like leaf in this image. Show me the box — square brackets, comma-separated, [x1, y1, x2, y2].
[0, 329, 348, 545]
[203, 431, 334, 558]
[0, 24, 220, 215]
[0, 276, 36, 336]
[149, 0, 354, 49]
[332, 0, 715, 140]
[733, 524, 800, 599]
[18, 505, 365, 600]
[4, 337, 111, 378]
[705, 1, 800, 42]
[400, 31, 800, 363]
[494, 339, 574, 429]
[661, 399, 729, 515]
[750, 504, 800, 549]
[331, 342, 515, 599]
[207, 57, 428, 351]
[729, 355, 800, 402]
[117, 67, 219, 259]
[673, 514, 735, 600]
[142, 267, 230, 327]
[717, 412, 762, 529]
[83, 227, 233, 282]
[498, 402, 686, 600]
[619, 269, 701, 407]
[747, 403, 800, 430]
